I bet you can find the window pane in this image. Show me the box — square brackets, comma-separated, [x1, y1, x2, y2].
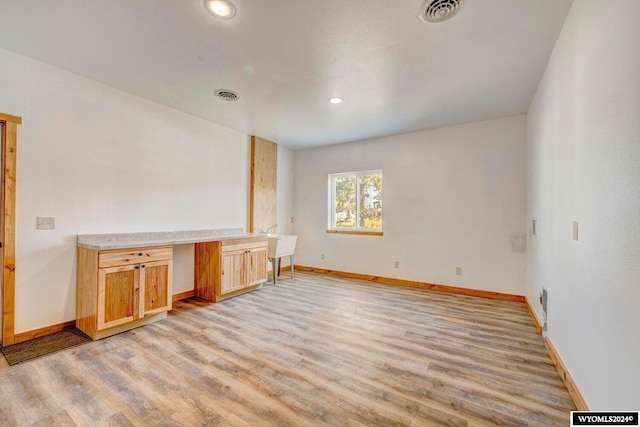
[334, 175, 356, 228]
[359, 173, 382, 228]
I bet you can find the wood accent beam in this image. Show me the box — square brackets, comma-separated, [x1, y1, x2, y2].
[14, 320, 76, 344]
[1, 117, 19, 347]
[293, 265, 526, 302]
[249, 136, 277, 233]
[544, 336, 590, 411]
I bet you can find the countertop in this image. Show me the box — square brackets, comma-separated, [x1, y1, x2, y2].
[77, 228, 266, 250]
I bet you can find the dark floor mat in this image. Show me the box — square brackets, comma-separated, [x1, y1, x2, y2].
[1, 328, 91, 365]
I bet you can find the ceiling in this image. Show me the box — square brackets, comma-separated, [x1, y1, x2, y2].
[0, 0, 573, 150]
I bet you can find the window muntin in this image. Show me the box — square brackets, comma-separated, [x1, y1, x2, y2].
[329, 170, 382, 231]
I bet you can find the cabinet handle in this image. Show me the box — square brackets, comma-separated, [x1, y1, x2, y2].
[135, 266, 140, 270]
[141, 265, 146, 268]
[138, 253, 143, 256]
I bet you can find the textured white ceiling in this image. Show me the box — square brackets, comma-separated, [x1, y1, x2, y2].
[0, 0, 573, 149]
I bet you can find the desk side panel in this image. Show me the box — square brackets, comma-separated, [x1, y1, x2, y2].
[77, 247, 98, 339]
[194, 241, 221, 302]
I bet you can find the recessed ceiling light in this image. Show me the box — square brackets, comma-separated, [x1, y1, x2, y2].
[329, 97, 343, 105]
[204, 0, 236, 19]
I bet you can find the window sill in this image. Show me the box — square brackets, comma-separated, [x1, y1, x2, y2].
[326, 230, 383, 236]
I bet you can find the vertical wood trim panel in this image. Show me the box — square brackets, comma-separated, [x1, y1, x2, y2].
[2, 117, 19, 347]
[249, 136, 277, 233]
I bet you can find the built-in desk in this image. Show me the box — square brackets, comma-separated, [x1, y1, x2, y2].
[76, 229, 268, 339]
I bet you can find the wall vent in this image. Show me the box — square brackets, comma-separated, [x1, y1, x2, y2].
[420, 0, 464, 23]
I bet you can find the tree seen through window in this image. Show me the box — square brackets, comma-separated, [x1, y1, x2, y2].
[331, 171, 382, 230]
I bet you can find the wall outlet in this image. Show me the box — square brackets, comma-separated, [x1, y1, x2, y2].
[291, 217, 295, 223]
[36, 217, 55, 230]
[455, 266, 462, 276]
[394, 261, 400, 269]
[532, 219, 536, 236]
[320, 253, 325, 260]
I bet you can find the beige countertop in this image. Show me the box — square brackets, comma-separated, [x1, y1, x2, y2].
[77, 228, 266, 250]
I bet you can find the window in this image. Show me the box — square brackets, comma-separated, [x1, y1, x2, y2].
[329, 170, 382, 233]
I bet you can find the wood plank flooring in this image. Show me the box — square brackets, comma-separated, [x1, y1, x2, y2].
[0, 272, 575, 426]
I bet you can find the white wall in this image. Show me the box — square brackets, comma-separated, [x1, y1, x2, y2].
[525, 0, 640, 409]
[0, 48, 251, 333]
[294, 115, 526, 295]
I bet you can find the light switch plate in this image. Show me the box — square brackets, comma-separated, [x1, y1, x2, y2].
[573, 221, 579, 241]
[36, 217, 55, 230]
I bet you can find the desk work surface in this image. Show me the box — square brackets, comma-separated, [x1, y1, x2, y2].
[77, 228, 264, 250]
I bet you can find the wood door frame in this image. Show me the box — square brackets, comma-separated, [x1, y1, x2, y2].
[1, 112, 21, 347]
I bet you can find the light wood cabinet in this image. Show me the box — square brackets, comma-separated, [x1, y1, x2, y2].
[246, 248, 268, 287]
[97, 264, 137, 330]
[77, 246, 173, 340]
[220, 248, 247, 294]
[195, 237, 268, 302]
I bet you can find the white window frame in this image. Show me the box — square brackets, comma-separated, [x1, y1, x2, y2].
[328, 169, 382, 232]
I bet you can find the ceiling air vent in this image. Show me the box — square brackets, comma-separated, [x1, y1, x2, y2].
[214, 89, 239, 102]
[420, 0, 464, 23]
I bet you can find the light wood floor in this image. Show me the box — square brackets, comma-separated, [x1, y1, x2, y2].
[0, 272, 575, 426]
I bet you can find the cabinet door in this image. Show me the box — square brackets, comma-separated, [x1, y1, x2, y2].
[141, 259, 173, 317]
[97, 265, 139, 331]
[247, 246, 268, 287]
[220, 249, 246, 294]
